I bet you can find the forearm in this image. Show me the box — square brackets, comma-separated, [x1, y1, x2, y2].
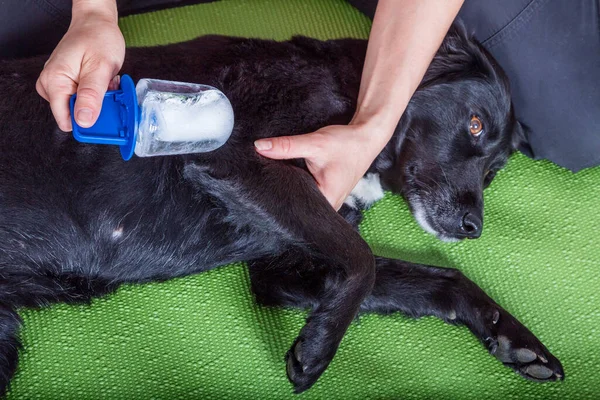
[352, 0, 464, 147]
[72, 0, 118, 23]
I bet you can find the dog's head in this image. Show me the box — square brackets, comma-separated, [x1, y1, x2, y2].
[375, 23, 528, 242]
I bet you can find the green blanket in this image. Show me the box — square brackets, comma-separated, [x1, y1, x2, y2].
[7, 1, 600, 398]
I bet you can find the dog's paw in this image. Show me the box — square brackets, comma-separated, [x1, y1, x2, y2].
[482, 308, 564, 382]
[285, 337, 333, 393]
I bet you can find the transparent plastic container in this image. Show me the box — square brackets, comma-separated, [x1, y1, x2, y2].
[135, 78, 234, 157]
[69, 75, 234, 160]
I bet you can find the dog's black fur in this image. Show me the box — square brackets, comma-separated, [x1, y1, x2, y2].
[0, 24, 562, 394]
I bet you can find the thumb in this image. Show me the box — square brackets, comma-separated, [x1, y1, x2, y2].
[254, 134, 320, 160]
[73, 61, 116, 128]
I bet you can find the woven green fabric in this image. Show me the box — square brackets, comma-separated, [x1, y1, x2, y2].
[7, 0, 600, 398]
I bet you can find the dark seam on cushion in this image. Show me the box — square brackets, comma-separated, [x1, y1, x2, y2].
[482, 0, 548, 49]
[33, 0, 71, 29]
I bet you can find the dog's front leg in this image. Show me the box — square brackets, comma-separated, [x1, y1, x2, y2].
[361, 257, 564, 382]
[248, 165, 376, 393]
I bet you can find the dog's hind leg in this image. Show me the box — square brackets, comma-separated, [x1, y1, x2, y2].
[239, 165, 376, 393]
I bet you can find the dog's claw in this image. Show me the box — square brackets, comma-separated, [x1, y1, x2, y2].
[293, 340, 303, 365]
[492, 310, 500, 324]
[555, 372, 563, 380]
[285, 337, 331, 393]
[286, 345, 307, 392]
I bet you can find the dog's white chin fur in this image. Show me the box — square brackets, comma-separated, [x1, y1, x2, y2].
[345, 175, 461, 243]
[410, 198, 461, 243]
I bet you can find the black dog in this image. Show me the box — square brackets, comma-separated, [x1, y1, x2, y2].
[0, 24, 563, 394]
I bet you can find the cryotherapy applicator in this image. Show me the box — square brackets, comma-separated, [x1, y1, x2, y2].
[69, 75, 234, 160]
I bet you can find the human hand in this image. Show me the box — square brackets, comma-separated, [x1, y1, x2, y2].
[254, 123, 390, 210]
[36, 3, 125, 131]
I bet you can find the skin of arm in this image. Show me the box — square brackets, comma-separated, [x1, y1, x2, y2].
[255, 0, 465, 210]
[36, 0, 124, 131]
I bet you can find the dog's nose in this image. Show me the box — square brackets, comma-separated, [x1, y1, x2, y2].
[460, 212, 482, 238]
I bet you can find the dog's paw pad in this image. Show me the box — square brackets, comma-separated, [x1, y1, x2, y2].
[494, 336, 540, 363]
[521, 364, 555, 380]
[514, 348, 538, 363]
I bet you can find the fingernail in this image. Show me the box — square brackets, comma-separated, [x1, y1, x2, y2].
[109, 75, 121, 90]
[254, 140, 272, 151]
[76, 108, 93, 127]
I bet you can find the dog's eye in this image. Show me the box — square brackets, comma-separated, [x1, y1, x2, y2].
[470, 116, 483, 137]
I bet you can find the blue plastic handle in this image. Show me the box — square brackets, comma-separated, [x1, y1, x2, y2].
[69, 74, 139, 160]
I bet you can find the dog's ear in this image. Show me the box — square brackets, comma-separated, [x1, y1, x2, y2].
[512, 121, 534, 156]
[419, 21, 484, 88]
[437, 20, 473, 57]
